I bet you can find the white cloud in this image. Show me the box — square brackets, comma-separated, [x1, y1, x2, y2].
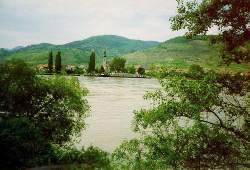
[0, 0, 184, 48]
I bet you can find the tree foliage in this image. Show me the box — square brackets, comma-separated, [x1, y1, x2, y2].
[112, 1, 250, 168]
[88, 51, 96, 73]
[137, 66, 145, 75]
[55, 51, 62, 73]
[188, 64, 205, 79]
[170, 0, 250, 64]
[0, 117, 49, 168]
[48, 51, 53, 73]
[112, 67, 250, 169]
[127, 65, 136, 74]
[0, 59, 89, 168]
[52, 145, 110, 169]
[110, 57, 126, 72]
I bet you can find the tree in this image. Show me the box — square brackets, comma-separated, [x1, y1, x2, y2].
[112, 1, 250, 169]
[104, 50, 107, 58]
[136, 66, 145, 76]
[110, 57, 126, 73]
[0, 117, 49, 168]
[0, 59, 89, 168]
[127, 65, 136, 74]
[112, 68, 250, 169]
[55, 51, 62, 73]
[48, 51, 53, 73]
[0, 59, 89, 142]
[88, 51, 96, 73]
[170, 0, 250, 64]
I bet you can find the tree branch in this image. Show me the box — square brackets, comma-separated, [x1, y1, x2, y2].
[206, 107, 224, 127]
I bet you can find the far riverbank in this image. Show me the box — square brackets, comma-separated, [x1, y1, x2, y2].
[39, 72, 151, 79]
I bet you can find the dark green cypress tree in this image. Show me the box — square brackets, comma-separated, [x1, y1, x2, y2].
[104, 50, 107, 58]
[88, 51, 96, 73]
[55, 51, 62, 73]
[48, 51, 53, 73]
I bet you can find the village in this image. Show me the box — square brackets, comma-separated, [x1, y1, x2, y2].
[36, 50, 147, 78]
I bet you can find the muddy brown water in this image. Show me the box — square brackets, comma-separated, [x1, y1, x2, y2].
[76, 76, 160, 152]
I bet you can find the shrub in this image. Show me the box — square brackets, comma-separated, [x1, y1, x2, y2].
[137, 66, 145, 75]
[188, 64, 205, 79]
[51, 145, 110, 169]
[110, 57, 126, 73]
[127, 65, 136, 74]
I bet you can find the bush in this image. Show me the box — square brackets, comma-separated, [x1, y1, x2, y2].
[188, 64, 205, 79]
[137, 66, 145, 75]
[127, 65, 136, 74]
[75, 66, 85, 74]
[52, 146, 110, 169]
[110, 57, 126, 72]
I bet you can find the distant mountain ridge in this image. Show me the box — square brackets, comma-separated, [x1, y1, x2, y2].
[123, 36, 250, 72]
[1, 35, 249, 72]
[10, 46, 25, 51]
[0, 35, 159, 65]
[124, 36, 215, 67]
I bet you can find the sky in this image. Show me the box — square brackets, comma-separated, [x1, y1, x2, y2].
[0, 0, 186, 48]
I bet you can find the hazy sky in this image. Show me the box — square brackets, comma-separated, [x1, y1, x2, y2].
[0, 0, 186, 48]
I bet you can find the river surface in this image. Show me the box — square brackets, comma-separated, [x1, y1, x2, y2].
[76, 76, 160, 152]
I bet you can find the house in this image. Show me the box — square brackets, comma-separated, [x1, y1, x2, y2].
[65, 65, 76, 73]
[36, 64, 48, 71]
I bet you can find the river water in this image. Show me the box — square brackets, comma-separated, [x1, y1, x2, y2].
[76, 76, 160, 152]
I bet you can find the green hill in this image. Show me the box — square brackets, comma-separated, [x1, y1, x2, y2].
[124, 36, 250, 72]
[0, 48, 10, 63]
[2, 35, 249, 72]
[0, 35, 159, 65]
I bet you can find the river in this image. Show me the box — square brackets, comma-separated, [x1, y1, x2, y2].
[76, 76, 160, 152]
